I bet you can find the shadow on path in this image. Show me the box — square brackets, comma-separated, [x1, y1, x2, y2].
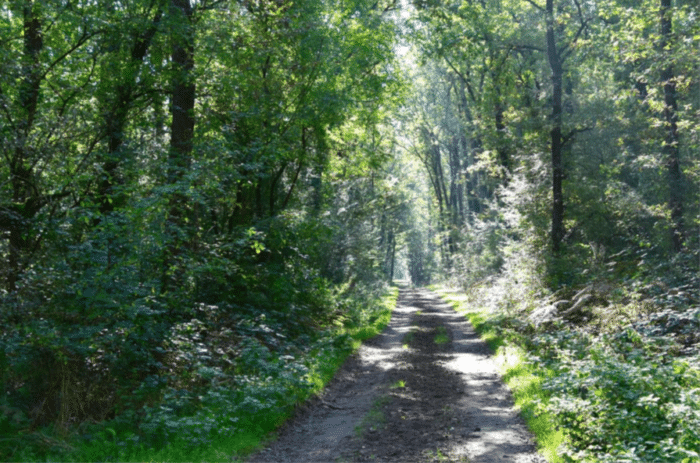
[248, 288, 545, 463]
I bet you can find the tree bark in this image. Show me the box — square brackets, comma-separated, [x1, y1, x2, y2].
[7, 1, 44, 291]
[546, 0, 564, 254]
[660, 0, 684, 252]
[169, 0, 195, 183]
[389, 232, 396, 282]
[163, 0, 195, 294]
[99, 8, 162, 215]
[494, 100, 511, 173]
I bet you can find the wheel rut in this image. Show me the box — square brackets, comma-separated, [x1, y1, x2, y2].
[247, 288, 545, 463]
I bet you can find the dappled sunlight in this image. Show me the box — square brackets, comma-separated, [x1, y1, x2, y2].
[383, 289, 544, 462]
[251, 287, 545, 462]
[2, 0, 697, 460]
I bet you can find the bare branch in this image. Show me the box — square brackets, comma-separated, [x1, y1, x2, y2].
[561, 0, 592, 62]
[560, 19, 589, 62]
[511, 44, 546, 54]
[562, 126, 593, 147]
[523, 0, 545, 12]
[442, 55, 478, 104]
[573, 0, 586, 25]
[0, 85, 16, 136]
[40, 29, 100, 82]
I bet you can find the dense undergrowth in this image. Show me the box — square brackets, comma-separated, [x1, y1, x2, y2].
[438, 238, 700, 463]
[0, 273, 397, 463]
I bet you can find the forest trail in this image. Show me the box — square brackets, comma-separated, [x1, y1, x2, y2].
[247, 288, 545, 463]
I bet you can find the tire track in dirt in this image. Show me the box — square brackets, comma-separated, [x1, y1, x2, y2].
[248, 288, 545, 463]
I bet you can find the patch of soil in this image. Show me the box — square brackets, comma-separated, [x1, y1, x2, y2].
[247, 289, 546, 463]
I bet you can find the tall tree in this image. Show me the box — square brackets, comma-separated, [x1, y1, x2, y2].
[6, 1, 45, 291]
[545, 0, 565, 253]
[168, 0, 195, 183]
[659, 0, 684, 252]
[2, 1, 94, 290]
[162, 0, 196, 293]
[522, 0, 592, 253]
[97, 3, 163, 215]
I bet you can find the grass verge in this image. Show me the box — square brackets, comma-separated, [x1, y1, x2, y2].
[304, 286, 397, 396]
[433, 287, 565, 463]
[167, 285, 397, 462]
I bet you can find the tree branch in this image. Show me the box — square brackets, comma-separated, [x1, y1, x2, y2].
[40, 29, 101, 82]
[562, 126, 593, 147]
[560, 19, 589, 62]
[442, 55, 478, 104]
[511, 44, 546, 54]
[523, 0, 544, 12]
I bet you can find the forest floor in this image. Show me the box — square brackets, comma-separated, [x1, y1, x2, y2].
[247, 288, 546, 463]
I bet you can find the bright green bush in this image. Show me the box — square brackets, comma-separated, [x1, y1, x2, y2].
[531, 324, 700, 462]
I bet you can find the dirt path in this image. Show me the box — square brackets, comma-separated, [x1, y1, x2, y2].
[248, 288, 545, 463]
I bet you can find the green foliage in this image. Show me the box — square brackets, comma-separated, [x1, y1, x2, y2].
[532, 324, 700, 462]
[414, 0, 700, 460]
[435, 229, 700, 463]
[407, 0, 699, 288]
[433, 326, 449, 345]
[1, 0, 405, 458]
[0, 281, 396, 462]
[1, 0, 698, 459]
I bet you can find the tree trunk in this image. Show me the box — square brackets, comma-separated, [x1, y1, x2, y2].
[168, 0, 195, 184]
[163, 0, 195, 294]
[546, 0, 564, 254]
[7, 1, 43, 291]
[389, 233, 396, 282]
[99, 8, 162, 215]
[494, 100, 510, 173]
[660, 0, 683, 252]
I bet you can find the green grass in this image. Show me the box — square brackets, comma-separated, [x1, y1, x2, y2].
[434, 326, 449, 345]
[306, 287, 397, 394]
[402, 328, 416, 347]
[225, 285, 398, 459]
[70, 404, 295, 463]
[435, 288, 565, 463]
[345, 287, 397, 347]
[390, 379, 406, 389]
